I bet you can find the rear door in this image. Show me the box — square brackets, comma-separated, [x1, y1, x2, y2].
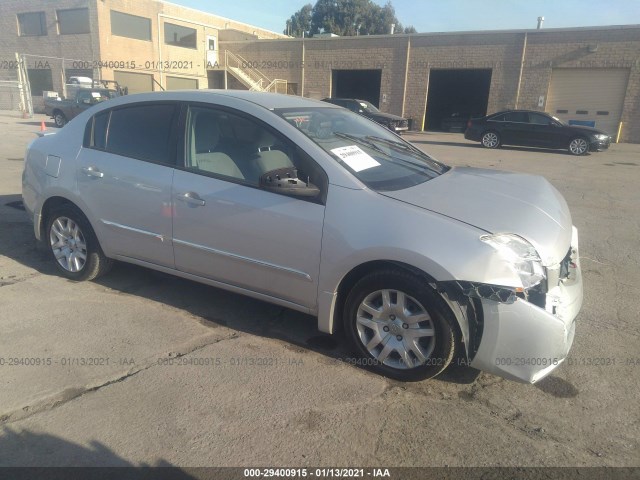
[502, 111, 532, 145]
[77, 102, 179, 267]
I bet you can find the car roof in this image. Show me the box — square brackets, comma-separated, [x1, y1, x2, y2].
[324, 98, 367, 102]
[104, 90, 338, 110]
[490, 109, 551, 116]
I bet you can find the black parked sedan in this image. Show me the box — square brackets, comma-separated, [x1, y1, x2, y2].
[322, 98, 409, 134]
[464, 110, 611, 155]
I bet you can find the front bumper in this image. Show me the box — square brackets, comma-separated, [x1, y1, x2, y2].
[469, 226, 583, 383]
[590, 138, 611, 152]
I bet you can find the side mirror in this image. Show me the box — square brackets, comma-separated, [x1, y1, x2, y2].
[259, 167, 320, 199]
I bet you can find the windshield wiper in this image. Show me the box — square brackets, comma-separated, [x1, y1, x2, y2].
[333, 132, 386, 154]
[364, 135, 448, 173]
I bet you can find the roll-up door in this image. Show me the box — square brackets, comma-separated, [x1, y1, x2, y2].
[546, 68, 629, 136]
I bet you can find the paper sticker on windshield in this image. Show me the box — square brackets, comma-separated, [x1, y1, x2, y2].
[330, 145, 380, 172]
[91, 92, 101, 98]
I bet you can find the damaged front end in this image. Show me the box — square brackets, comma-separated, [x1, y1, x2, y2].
[441, 227, 583, 383]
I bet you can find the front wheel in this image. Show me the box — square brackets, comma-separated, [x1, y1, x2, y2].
[481, 131, 500, 149]
[53, 111, 67, 128]
[344, 269, 458, 381]
[46, 204, 112, 281]
[569, 137, 589, 155]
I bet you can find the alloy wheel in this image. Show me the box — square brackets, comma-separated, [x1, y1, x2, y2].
[49, 216, 88, 272]
[569, 138, 588, 155]
[482, 132, 499, 148]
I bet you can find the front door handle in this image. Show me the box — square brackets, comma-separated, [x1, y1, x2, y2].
[81, 166, 104, 178]
[177, 192, 206, 207]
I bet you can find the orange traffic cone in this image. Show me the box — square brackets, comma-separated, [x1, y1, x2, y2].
[40, 121, 46, 132]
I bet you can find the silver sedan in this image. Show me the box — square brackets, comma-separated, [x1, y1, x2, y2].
[22, 91, 583, 383]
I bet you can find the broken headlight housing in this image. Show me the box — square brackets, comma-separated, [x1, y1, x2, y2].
[480, 234, 546, 289]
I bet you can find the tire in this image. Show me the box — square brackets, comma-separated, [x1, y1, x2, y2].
[46, 204, 112, 281]
[481, 131, 500, 149]
[53, 111, 67, 128]
[343, 269, 459, 381]
[568, 137, 589, 156]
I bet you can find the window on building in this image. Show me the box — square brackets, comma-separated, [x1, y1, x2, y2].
[111, 10, 151, 41]
[27, 69, 54, 96]
[107, 104, 178, 164]
[57, 8, 90, 35]
[18, 12, 47, 36]
[166, 76, 198, 90]
[113, 71, 154, 94]
[164, 22, 197, 49]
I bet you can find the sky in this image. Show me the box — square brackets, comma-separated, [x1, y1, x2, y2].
[169, 0, 640, 34]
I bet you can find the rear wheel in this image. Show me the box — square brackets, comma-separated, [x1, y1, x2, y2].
[344, 269, 458, 381]
[53, 111, 67, 128]
[569, 137, 589, 155]
[481, 131, 500, 149]
[46, 204, 112, 281]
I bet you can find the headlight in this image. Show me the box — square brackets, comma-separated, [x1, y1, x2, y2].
[480, 234, 546, 289]
[594, 134, 609, 140]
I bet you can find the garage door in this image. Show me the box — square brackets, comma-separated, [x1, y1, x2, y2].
[166, 76, 198, 90]
[546, 68, 629, 136]
[113, 70, 153, 94]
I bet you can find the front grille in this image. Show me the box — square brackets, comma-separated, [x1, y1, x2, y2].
[398, 120, 408, 128]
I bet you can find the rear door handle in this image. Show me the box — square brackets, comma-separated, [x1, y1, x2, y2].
[177, 192, 206, 207]
[81, 166, 104, 178]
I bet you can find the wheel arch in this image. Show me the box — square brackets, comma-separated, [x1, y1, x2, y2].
[328, 259, 481, 360]
[38, 196, 95, 243]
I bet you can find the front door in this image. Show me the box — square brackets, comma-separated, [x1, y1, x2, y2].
[171, 104, 327, 309]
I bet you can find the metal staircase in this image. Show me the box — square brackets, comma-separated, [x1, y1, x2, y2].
[224, 50, 287, 94]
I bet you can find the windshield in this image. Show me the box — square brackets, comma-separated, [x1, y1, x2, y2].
[358, 101, 379, 113]
[275, 107, 448, 191]
[551, 115, 566, 126]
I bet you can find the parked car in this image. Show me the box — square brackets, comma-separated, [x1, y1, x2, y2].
[322, 98, 409, 134]
[44, 88, 119, 128]
[440, 111, 482, 132]
[465, 110, 611, 155]
[22, 91, 582, 383]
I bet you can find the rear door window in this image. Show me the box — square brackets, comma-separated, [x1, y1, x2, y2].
[528, 113, 553, 125]
[106, 103, 178, 164]
[505, 112, 529, 123]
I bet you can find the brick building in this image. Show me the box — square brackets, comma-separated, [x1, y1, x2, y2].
[221, 25, 640, 143]
[0, 0, 284, 110]
[0, 0, 638, 142]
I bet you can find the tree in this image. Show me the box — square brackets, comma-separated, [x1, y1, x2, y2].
[285, 3, 313, 37]
[285, 0, 417, 37]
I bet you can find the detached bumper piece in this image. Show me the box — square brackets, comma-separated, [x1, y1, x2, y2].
[464, 227, 583, 383]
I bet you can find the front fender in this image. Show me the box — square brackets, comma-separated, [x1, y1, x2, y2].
[317, 184, 521, 336]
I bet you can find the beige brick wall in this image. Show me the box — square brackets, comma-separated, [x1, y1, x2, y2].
[0, 0, 99, 105]
[0, 0, 285, 100]
[222, 26, 640, 142]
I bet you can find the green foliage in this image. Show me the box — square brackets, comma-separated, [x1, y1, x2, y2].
[284, 0, 417, 37]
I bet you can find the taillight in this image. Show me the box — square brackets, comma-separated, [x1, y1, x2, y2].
[467, 120, 473, 128]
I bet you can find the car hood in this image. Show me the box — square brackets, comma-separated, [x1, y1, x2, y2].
[365, 111, 406, 122]
[565, 124, 609, 136]
[382, 167, 573, 266]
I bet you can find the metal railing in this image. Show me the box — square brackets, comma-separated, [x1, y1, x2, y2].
[224, 50, 287, 93]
